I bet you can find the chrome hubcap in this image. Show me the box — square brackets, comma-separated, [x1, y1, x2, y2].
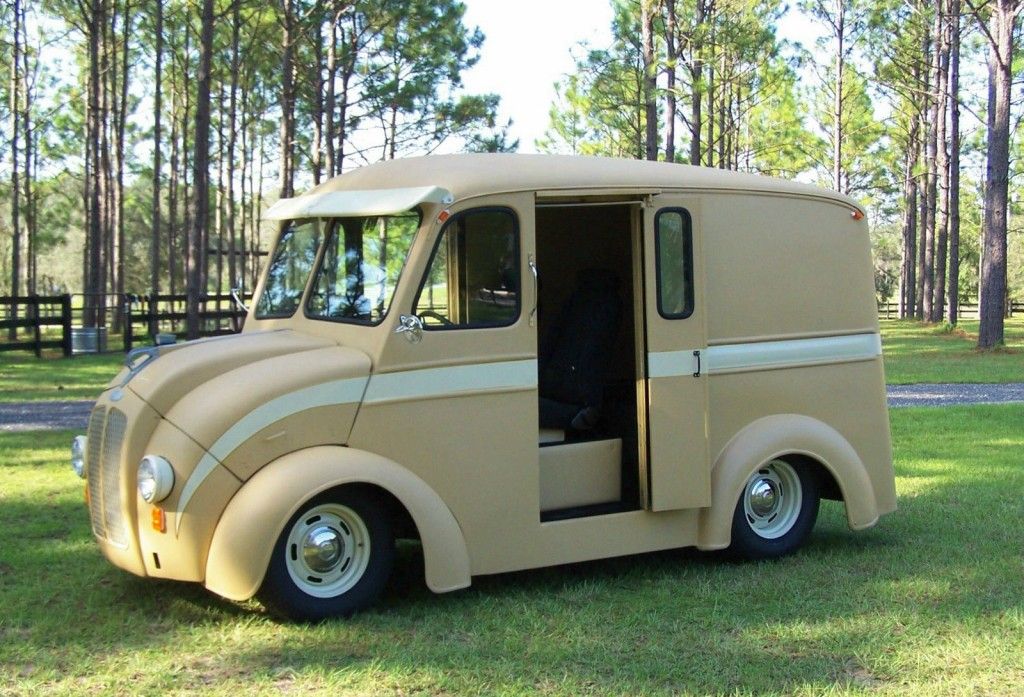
[285, 503, 371, 598]
[742, 459, 803, 540]
[302, 526, 345, 573]
[748, 479, 779, 517]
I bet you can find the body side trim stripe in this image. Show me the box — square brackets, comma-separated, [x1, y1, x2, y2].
[363, 359, 538, 404]
[649, 332, 882, 378]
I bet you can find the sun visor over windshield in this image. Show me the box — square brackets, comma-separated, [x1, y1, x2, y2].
[264, 185, 454, 221]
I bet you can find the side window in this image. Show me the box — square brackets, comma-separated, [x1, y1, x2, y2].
[414, 208, 520, 328]
[655, 208, 694, 319]
[255, 219, 321, 319]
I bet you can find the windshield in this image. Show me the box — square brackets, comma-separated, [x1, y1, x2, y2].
[306, 212, 420, 325]
[255, 220, 322, 319]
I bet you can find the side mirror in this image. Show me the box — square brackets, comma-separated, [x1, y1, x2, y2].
[394, 314, 424, 343]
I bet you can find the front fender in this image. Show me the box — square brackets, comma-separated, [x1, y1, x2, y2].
[204, 446, 471, 601]
[697, 414, 879, 550]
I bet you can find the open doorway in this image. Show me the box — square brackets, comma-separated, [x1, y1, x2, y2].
[534, 202, 642, 521]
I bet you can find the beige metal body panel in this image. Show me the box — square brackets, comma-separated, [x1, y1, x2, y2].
[204, 446, 471, 600]
[539, 439, 622, 512]
[159, 345, 370, 481]
[128, 330, 335, 414]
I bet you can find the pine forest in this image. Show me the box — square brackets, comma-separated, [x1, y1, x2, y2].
[1, 0, 1023, 347]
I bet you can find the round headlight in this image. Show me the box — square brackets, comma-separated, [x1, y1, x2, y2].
[71, 436, 87, 478]
[137, 455, 175, 503]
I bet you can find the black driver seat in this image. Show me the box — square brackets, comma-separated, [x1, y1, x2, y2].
[538, 270, 623, 432]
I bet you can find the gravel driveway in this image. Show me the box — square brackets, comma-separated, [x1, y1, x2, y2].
[2, 384, 1023, 432]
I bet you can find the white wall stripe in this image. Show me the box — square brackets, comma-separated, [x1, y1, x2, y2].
[650, 333, 881, 379]
[363, 359, 538, 404]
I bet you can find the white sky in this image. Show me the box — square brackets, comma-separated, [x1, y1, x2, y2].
[458, 0, 824, 153]
[460, 0, 615, 152]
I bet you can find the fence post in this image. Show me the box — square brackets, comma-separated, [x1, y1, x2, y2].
[124, 296, 134, 353]
[61, 294, 72, 357]
[31, 296, 41, 357]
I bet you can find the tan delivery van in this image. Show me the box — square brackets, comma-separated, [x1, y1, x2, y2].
[72, 154, 896, 620]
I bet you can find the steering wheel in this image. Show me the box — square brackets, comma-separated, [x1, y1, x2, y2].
[418, 310, 455, 327]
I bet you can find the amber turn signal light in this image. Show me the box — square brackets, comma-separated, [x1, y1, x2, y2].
[151, 507, 166, 533]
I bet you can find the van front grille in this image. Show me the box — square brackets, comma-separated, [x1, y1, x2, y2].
[86, 405, 129, 547]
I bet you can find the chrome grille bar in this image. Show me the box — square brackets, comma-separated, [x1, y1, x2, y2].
[102, 409, 128, 546]
[86, 406, 106, 538]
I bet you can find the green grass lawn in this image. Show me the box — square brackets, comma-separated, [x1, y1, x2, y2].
[0, 352, 123, 402]
[2, 405, 1022, 695]
[880, 317, 1023, 384]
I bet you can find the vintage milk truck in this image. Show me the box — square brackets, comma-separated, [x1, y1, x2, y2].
[71, 155, 896, 620]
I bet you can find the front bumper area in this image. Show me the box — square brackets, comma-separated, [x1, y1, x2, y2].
[82, 388, 243, 584]
[83, 391, 161, 577]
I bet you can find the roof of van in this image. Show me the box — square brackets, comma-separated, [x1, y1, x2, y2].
[304, 154, 860, 210]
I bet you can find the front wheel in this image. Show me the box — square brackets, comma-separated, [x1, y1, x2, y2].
[727, 458, 820, 560]
[258, 489, 394, 621]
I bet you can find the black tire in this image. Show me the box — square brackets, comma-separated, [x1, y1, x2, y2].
[727, 458, 820, 560]
[258, 488, 394, 621]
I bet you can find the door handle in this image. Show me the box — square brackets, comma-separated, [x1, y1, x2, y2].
[528, 254, 538, 327]
[693, 350, 701, 377]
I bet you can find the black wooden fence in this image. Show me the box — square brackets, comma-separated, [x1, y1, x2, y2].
[0, 295, 74, 357]
[0, 293, 249, 357]
[878, 300, 1024, 320]
[123, 294, 250, 352]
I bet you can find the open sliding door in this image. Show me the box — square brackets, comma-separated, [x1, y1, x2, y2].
[642, 195, 711, 511]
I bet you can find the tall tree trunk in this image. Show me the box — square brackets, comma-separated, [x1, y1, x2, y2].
[22, 0, 35, 297]
[977, 0, 1019, 347]
[279, 0, 296, 199]
[664, 0, 677, 162]
[168, 75, 179, 296]
[325, 4, 338, 177]
[922, 26, 937, 321]
[9, 0, 22, 339]
[689, 0, 706, 166]
[227, 0, 240, 292]
[947, 0, 962, 324]
[832, 0, 845, 191]
[900, 112, 920, 318]
[114, 1, 132, 332]
[931, 0, 950, 322]
[641, 0, 658, 160]
[312, 18, 325, 184]
[85, 0, 106, 328]
[151, 0, 163, 336]
[187, 0, 215, 340]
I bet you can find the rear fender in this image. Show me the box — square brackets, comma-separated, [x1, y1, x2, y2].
[697, 414, 878, 550]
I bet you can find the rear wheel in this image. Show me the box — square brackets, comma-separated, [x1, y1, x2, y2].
[258, 489, 394, 621]
[727, 458, 819, 559]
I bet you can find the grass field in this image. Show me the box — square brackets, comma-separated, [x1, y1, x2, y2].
[881, 317, 1024, 384]
[0, 353, 123, 402]
[2, 405, 1022, 695]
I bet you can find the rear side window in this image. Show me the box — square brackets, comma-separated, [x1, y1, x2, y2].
[413, 208, 520, 329]
[655, 208, 694, 319]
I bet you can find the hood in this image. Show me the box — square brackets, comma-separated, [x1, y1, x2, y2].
[123, 330, 371, 454]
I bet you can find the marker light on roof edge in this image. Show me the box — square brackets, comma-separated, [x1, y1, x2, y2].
[851, 209, 864, 221]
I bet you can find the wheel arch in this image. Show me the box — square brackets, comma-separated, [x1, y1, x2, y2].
[696, 414, 879, 550]
[204, 445, 471, 601]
